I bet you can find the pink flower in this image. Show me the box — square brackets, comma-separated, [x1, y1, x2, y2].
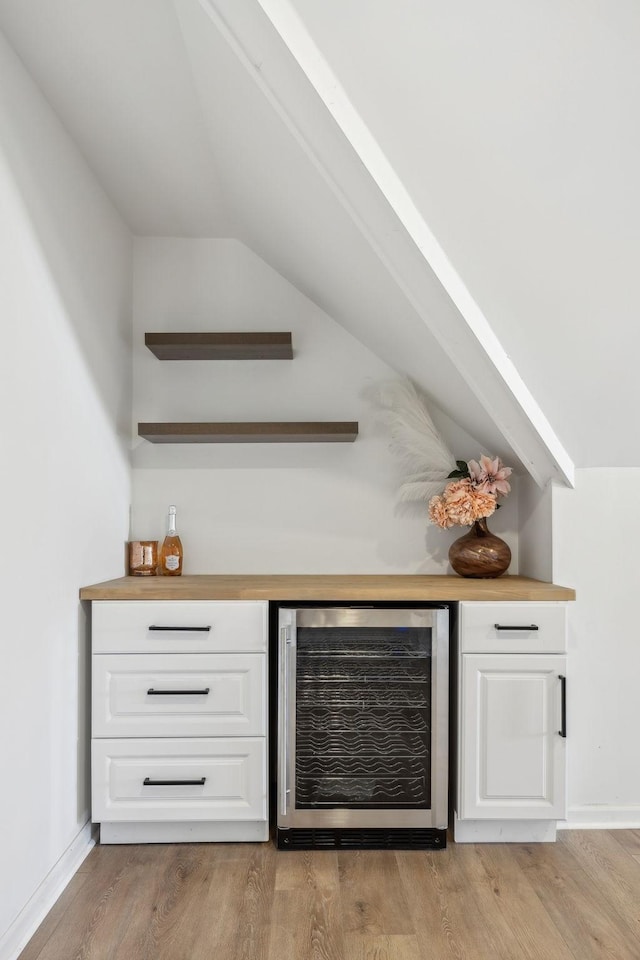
[442, 479, 476, 525]
[468, 490, 498, 521]
[428, 478, 497, 528]
[428, 494, 454, 529]
[468, 455, 512, 498]
[428, 454, 512, 529]
[443, 478, 473, 502]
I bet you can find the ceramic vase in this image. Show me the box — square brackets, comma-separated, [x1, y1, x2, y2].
[448, 517, 511, 578]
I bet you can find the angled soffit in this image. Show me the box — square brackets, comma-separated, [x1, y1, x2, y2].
[0, 0, 575, 483]
[0, 0, 518, 463]
[182, 0, 574, 488]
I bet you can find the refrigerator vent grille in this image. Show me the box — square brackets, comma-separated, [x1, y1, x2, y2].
[277, 827, 446, 849]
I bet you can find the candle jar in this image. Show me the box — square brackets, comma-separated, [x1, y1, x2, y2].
[128, 540, 158, 576]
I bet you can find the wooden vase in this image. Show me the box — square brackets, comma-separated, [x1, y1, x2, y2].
[448, 517, 511, 578]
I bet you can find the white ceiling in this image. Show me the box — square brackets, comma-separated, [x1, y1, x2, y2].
[0, 0, 584, 474]
[0, 0, 231, 235]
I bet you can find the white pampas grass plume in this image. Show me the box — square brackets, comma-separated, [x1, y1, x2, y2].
[371, 379, 457, 501]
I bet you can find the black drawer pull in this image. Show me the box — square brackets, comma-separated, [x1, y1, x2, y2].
[494, 623, 539, 631]
[148, 625, 211, 632]
[147, 688, 210, 696]
[143, 777, 206, 786]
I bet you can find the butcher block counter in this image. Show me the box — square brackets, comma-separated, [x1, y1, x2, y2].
[79, 574, 575, 601]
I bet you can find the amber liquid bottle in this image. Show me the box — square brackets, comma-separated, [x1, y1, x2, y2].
[160, 505, 183, 576]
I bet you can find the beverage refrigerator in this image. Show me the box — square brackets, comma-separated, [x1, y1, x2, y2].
[275, 603, 450, 849]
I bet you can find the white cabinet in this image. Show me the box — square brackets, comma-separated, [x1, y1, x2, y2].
[91, 600, 268, 844]
[460, 653, 566, 819]
[92, 738, 266, 822]
[92, 600, 267, 653]
[92, 653, 265, 738]
[456, 602, 567, 843]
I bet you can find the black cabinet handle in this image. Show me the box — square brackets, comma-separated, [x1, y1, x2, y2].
[147, 688, 210, 696]
[494, 623, 539, 631]
[559, 675, 567, 737]
[148, 625, 211, 632]
[143, 777, 206, 786]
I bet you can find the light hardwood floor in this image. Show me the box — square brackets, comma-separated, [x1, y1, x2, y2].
[18, 830, 640, 960]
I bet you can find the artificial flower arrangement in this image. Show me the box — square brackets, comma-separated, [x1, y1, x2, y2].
[371, 379, 513, 576]
[371, 379, 513, 526]
[428, 455, 512, 529]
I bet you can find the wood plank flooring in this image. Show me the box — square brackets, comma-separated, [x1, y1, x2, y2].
[17, 831, 640, 960]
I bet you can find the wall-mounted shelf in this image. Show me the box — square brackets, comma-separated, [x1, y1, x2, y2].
[138, 422, 359, 443]
[145, 332, 293, 360]
[141, 333, 358, 445]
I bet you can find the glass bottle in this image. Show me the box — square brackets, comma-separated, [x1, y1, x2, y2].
[160, 505, 183, 576]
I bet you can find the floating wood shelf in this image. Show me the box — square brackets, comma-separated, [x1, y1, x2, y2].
[138, 422, 359, 443]
[145, 332, 293, 360]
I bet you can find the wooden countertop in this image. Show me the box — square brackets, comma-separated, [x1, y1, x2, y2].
[80, 574, 575, 602]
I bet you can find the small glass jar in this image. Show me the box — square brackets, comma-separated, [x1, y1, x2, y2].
[128, 540, 158, 576]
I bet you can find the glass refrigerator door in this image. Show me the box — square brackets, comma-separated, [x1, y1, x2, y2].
[278, 607, 449, 831]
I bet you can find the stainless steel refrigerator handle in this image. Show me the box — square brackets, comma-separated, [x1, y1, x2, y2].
[431, 607, 450, 830]
[279, 624, 290, 817]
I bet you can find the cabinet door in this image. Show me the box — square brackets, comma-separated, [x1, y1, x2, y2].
[459, 654, 566, 820]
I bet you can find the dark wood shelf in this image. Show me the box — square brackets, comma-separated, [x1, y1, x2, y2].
[138, 422, 359, 443]
[145, 332, 293, 360]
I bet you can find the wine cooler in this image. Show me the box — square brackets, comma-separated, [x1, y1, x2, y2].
[276, 604, 449, 849]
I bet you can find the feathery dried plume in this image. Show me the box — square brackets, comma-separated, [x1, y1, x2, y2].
[372, 379, 457, 501]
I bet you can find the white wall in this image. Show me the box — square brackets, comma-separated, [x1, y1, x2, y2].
[131, 237, 519, 573]
[518, 474, 553, 582]
[0, 30, 131, 956]
[553, 470, 640, 826]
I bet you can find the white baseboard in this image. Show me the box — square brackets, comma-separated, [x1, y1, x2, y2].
[0, 820, 96, 960]
[99, 819, 269, 843]
[453, 816, 557, 843]
[559, 805, 640, 830]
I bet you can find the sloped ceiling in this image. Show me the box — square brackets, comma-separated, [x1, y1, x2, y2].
[284, 0, 640, 470]
[0, 0, 577, 480]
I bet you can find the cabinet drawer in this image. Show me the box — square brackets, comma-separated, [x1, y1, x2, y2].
[92, 601, 267, 654]
[92, 654, 266, 738]
[460, 602, 567, 653]
[92, 738, 266, 822]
